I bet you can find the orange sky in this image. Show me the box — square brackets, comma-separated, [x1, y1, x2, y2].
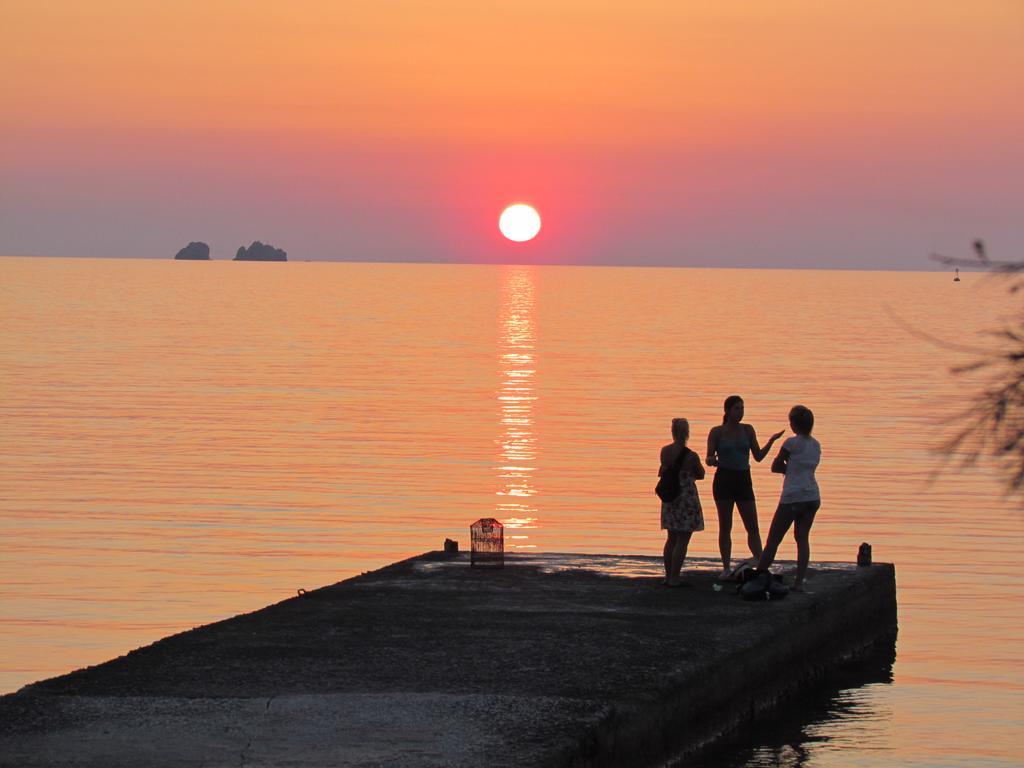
[2, 1, 1022, 266]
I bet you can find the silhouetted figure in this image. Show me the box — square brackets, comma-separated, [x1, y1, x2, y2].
[706, 395, 784, 580]
[658, 418, 705, 587]
[756, 405, 821, 592]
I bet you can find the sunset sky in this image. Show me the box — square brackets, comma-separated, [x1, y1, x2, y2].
[2, 1, 1021, 268]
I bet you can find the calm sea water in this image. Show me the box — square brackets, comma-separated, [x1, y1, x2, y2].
[1, 257, 1022, 765]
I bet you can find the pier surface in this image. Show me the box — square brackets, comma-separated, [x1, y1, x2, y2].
[0, 553, 896, 767]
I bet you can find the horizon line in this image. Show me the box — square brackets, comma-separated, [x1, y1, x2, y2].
[0, 253, 968, 273]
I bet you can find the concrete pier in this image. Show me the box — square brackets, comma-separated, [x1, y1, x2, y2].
[0, 553, 896, 767]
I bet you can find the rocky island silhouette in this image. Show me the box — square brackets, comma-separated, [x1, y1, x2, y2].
[172, 241, 288, 261]
[234, 241, 287, 261]
[173, 242, 210, 260]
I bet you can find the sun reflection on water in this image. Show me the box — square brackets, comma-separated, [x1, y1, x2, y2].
[495, 266, 539, 548]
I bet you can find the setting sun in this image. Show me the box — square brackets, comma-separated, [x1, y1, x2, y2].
[499, 204, 541, 242]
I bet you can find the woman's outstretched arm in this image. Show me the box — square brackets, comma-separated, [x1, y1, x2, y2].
[748, 425, 785, 462]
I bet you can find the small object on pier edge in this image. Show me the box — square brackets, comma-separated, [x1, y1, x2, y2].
[444, 538, 459, 555]
[857, 543, 872, 567]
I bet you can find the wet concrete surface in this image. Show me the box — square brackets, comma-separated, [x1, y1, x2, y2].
[0, 553, 897, 767]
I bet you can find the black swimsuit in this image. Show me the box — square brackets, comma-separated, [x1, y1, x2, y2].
[713, 430, 755, 502]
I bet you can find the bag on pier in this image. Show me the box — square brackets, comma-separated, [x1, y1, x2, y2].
[731, 561, 761, 584]
[738, 571, 789, 601]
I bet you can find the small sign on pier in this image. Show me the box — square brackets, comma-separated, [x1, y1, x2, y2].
[470, 518, 504, 567]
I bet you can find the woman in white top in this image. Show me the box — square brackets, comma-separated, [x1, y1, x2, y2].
[756, 405, 821, 592]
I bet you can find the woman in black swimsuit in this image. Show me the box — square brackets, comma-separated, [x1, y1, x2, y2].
[706, 395, 784, 580]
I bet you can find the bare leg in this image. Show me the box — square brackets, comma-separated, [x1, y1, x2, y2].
[715, 498, 735, 573]
[668, 531, 692, 584]
[792, 505, 818, 589]
[757, 503, 797, 572]
[736, 499, 763, 560]
[663, 531, 677, 582]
